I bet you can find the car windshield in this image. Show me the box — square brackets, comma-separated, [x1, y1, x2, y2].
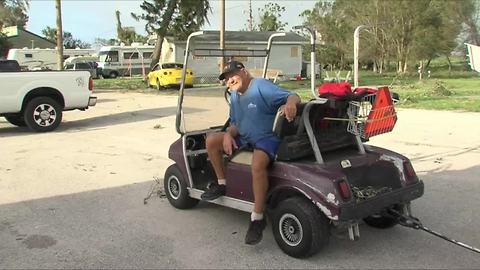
[162, 63, 183, 69]
[99, 51, 118, 62]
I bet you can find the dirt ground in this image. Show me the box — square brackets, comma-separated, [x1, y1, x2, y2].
[1, 90, 479, 268]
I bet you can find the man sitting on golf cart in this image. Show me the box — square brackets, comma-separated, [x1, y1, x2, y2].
[201, 61, 301, 245]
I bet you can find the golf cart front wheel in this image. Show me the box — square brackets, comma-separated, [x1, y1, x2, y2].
[272, 197, 330, 258]
[164, 164, 199, 209]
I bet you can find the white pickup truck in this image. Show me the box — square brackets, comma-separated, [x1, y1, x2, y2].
[0, 60, 97, 132]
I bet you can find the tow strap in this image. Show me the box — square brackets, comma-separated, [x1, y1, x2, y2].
[388, 209, 480, 254]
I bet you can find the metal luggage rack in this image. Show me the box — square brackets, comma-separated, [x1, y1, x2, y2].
[347, 91, 397, 139]
[322, 89, 397, 140]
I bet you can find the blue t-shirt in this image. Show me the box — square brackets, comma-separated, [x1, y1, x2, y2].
[230, 78, 294, 144]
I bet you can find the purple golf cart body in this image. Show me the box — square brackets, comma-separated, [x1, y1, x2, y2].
[163, 31, 424, 258]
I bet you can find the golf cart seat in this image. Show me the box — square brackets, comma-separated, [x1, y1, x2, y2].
[230, 104, 308, 165]
[229, 100, 358, 165]
[273, 100, 357, 161]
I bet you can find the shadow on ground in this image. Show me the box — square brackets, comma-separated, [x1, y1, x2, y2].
[0, 106, 204, 137]
[1, 165, 479, 268]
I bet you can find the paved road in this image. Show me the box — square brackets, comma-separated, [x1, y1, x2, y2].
[1, 90, 479, 268]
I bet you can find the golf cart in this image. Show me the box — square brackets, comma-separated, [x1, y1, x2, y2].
[163, 31, 424, 258]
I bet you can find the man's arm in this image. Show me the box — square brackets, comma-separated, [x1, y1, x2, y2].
[226, 124, 239, 138]
[284, 94, 301, 122]
[223, 124, 239, 155]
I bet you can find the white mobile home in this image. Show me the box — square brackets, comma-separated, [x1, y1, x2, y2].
[7, 48, 96, 70]
[97, 44, 154, 78]
[155, 31, 306, 81]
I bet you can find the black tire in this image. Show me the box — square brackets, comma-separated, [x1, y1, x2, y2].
[23, 97, 62, 132]
[4, 114, 26, 127]
[109, 71, 118, 79]
[272, 197, 330, 258]
[164, 164, 199, 209]
[156, 79, 162, 90]
[364, 214, 398, 229]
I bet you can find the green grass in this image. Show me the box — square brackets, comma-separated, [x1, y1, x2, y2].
[95, 68, 480, 112]
[279, 69, 480, 112]
[93, 77, 151, 91]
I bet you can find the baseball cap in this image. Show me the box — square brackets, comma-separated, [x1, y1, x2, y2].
[218, 61, 245, 80]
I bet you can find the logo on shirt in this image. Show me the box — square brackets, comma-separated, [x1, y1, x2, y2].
[247, 102, 257, 109]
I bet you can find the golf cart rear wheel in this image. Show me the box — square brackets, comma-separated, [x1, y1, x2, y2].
[164, 164, 199, 209]
[272, 197, 330, 258]
[363, 215, 397, 229]
[363, 205, 401, 229]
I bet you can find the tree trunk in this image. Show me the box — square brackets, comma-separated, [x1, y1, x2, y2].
[446, 55, 452, 73]
[419, 60, 423, 80]
[150, 0, 177, 70]
[425, 59, 431, 69]
[150, 34, 164, 69]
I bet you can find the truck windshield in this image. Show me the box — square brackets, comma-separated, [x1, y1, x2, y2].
[99, 51, 119, 63]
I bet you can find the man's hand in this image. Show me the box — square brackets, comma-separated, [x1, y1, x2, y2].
[283, 95, 301, 122]
[223, 132, 238, 156]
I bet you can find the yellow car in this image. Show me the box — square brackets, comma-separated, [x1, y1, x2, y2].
[147, 62, 194, 90]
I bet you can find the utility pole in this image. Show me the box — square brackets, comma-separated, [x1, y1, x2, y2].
[55, 0, 64, 70]
[220, 0, 225, 72]
[248, 0, 253, 31]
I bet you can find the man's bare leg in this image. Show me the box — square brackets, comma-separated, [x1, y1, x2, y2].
[205, 132, 226, 180]
[251, 149, 270, 214]
[245, 149, 270, 245]
[202, 132, 227, 200]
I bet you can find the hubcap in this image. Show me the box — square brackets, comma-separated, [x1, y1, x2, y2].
[167, 176, 181, 199]
[279, 213, 303, 247]
[33, 104, 56, 127]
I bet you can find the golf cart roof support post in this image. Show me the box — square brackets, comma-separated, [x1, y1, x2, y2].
[354, 25, 369, 88]
[293, 25, 317, 99]
[262, 33, 286, 78]
[296, 99, 328, 164]
[176, 31, 204, 135]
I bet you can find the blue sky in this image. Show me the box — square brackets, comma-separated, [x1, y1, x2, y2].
[27, 0, 317, 43]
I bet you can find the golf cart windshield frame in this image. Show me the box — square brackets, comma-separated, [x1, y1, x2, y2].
[175, 31, 287, 135]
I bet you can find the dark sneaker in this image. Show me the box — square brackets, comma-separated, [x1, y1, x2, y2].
[245, 218, 267, 245]
[200, 183, 226, 201]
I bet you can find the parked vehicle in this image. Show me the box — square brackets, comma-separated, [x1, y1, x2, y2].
[0, 59, 21, 72]
[7, 48, 96, 70]
[162, 31, 424, 258]
[146, 62, 194, 89]
[0, 60, 97, 132]
[64, 61, 99, 79]
[97, 44, 153, 78]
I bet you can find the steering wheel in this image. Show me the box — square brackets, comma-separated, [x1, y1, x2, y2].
[224, 86, 232, 105]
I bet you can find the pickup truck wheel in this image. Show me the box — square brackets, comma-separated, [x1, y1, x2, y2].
[272, 197, 330, 258]
[109, 71, 118, 79]
[4, 114, 26, 127]
[24, 97, 62, 132]
[364, 214, 397, 229]
[164, 164, 199, 209]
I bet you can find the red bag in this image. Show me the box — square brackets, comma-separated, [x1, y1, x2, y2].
[318, 82, 353, 100]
